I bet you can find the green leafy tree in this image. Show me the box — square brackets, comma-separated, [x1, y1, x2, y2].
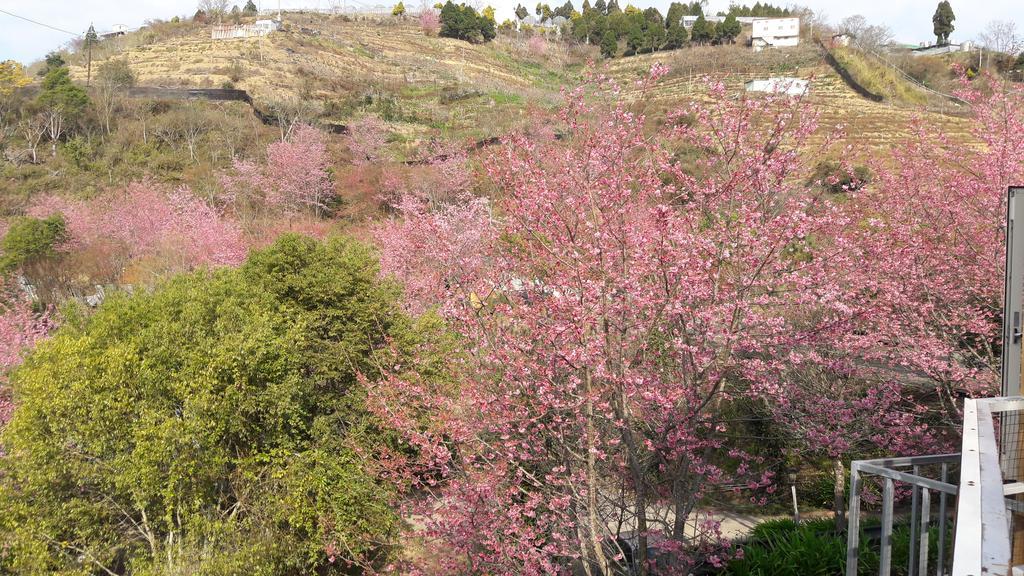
[716, 12, 741, 43]
[600, 28, 618, 56]
[37, 65, 89, 156]
[0, 235, 453, 573]
[515, 3, 529, 20]
[690, 13, 712, 44]
[392, 1, 406, 16]
[555, 0, 574, 19]
[0, 215, 66, 275]
[665, 2, 684, 28]
[36, 51, 66, 78]
[438, 1, 496, 42]
[581, 0, 592, 13]
[932, 0, 955, 45]
[663, 19, 688, 48]
[625, 21, 644, 54]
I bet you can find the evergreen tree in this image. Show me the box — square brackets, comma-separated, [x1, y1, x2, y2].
[440, 1, 494, 42]
[606, 0, 620, 14]
[665, 2, 684, 28]
[582, 0, 592, 13]
[600, 29, 618, 57]
[243, 0, 258, 15]
[664, 18, 688, 48]
[594, 0, 606, 14]
[392, 1, 406, 16]
[625, 21, 644, 54]
[932, 0, 955, 45]
[515, 3, 528, 20]
[555, 0, 574, 19]
[690, 14, 712, 44]
[716, 13, 741, 43]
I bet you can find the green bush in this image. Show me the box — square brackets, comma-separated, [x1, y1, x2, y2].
[0, 214, 67, 274]
[439, 1, 496, 43]
[727, 518, 951, 576]
[0, 234, 454, 574]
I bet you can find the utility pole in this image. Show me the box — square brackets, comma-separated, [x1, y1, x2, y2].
[85, 24, 98, 87]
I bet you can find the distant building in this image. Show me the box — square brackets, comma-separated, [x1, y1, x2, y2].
[745, 77, 809, 96]
[831, 32, 853, 47]
[750, 17, 800, 51]
[911, 41, 973, 57]
[521, 14, 566, 29]
[99, 24, 130, 39]
[212, 19, 280, 40]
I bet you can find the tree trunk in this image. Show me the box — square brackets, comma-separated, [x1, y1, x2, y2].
[833, 457, 846, 531]
[584, 369, 610, 576]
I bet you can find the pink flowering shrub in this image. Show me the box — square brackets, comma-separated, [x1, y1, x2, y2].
[527, 34, 549, 57]
[0, 284, 53, 432]
[29, 181, 248, 279]
[347, 116, 389, 166]
[419, 9, 440, 35]
[377, 142, 473, 212]
[221, 124, 336, 217]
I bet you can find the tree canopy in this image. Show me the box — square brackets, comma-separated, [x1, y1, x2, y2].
[439, 1, 496, 42]
[932, 0, 955, 45]
[0, 234, 454, 574]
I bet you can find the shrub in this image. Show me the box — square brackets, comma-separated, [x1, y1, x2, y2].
[728, 518, 951, 576]
[419, 8, 441, 35]
[809, 160, 873, 193]
[0, 235, 451, 573]
[0, 215, 66, 274]
[439, 1, 496, 43]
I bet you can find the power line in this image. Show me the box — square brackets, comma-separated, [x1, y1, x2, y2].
[0, 7, 82, 37]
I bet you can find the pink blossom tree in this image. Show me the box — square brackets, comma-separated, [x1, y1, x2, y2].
[29, 181, 248, 280]
[850, 76, 1024, 419]
[221, 124, 336, 218]
[347, 116, 389, 166]
[372, 68, 935, 574]
[419, 8, 440, 35]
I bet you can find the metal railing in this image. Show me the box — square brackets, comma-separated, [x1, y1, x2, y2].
[845, 454, 959, 576]
[846, 397, 1024, 576]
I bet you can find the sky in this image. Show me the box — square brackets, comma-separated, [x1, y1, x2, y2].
[0, 0, 1019, 65]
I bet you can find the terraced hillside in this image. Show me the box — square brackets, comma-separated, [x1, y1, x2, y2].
[68, 15, 585, 143]
[605, 45, 976, 154]
[70, 16, 978, 154]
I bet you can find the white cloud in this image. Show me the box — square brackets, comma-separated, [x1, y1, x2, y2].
[1, 0, 1018, 64]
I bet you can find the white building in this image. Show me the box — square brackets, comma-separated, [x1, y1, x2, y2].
[744, 77, 809, 96]
[751, 17, 800, 51]
[211, 19, 280, 40]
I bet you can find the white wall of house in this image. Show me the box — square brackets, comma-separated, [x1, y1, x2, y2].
[751, 17, 800, 51]
[744, 77, 809, 96]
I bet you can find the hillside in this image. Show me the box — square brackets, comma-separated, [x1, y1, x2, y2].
[605, 44, 975, 153]
[67, 15, 977, 156]
[68, 14, 584, 143]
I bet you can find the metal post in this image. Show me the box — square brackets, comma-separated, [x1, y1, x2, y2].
[881, 478, 895, 576]
[919, 488, 931, 575]
[1003, 186, 1024, 565]
[1002, 186, 1024, 398]
[846, 464, 862, 576]
[937, 463, 948, 576]
[910, 466, 921, 574]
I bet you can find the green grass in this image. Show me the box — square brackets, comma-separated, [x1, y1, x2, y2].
[490, 91, 524, 105]
[832, 47, 928, 105]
